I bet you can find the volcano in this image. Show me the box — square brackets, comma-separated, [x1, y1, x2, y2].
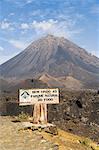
[0, 35, 99, 89]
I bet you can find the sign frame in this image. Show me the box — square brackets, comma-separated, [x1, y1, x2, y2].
[19, 88, 59, 106]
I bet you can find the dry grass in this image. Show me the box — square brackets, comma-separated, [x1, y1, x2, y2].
[41, 128, 99, 150]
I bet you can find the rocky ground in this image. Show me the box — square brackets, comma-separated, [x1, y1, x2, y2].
[0, 90, 99, 145]
[0, 116, 98, 150]
[48, 90, 99, 142]
[0, 116, 58, 150]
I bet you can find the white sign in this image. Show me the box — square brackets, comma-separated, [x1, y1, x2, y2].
[19, 88, 59, 106]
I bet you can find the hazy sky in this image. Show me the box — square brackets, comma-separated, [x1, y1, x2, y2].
[0, 0, 99, 64]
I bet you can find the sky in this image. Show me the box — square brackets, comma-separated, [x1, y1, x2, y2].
[0, 0, 99, 64]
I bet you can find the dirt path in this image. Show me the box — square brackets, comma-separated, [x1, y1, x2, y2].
[0, 116, 58, 150]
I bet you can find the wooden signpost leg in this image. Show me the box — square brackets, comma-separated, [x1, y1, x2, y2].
[33, 103, 47, 124]
[33, 104, 40, 124]
[44, 104, 47, 123]
[40, 104, 44, 124]
[40, 104, 47, 124]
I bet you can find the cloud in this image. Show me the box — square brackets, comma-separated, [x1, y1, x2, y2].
[20, 23, 30, 29]
[9, 40, 29, 49]
[31, 19, 58, 31]
[30, 19, 81, 38]
[19, 19, 82, 38]
[20, 19, 57, 32]
[0, 21, 11, 29]
[9, 12, 15, 16]
[0, 20, 15, 30]
[0, 46, 4, 51]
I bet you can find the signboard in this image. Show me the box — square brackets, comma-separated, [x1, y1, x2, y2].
[19, 88, 59, 106]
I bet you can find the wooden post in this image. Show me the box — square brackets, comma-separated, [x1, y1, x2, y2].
[40, 104, 47, 124]
[33, 104, 40, 124]
[44, 104, 47, 123]
[33, 103, 47, 124]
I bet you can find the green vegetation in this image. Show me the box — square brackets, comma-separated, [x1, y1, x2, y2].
[18, 111, 29, 121]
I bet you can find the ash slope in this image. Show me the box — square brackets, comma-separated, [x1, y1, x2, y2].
[0, 35, 99, 88]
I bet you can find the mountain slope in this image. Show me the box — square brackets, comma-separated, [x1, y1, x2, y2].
[0, 35, 99, 88]
[39, 74, 83, 89]
[39, 73, 64, 88]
